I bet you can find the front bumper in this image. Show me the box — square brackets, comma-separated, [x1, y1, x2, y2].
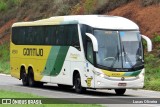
[94, 75, 144, 89]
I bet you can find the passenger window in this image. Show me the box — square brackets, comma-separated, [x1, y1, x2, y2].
[12, 24, 80, 47]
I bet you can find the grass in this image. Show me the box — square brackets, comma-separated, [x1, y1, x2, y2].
[152, 33, 160, 43]
[0, 42, 10, 74]
[144, 53, 160, 91]
[0, 90, 42, 98]
[0, 90, 102, 107]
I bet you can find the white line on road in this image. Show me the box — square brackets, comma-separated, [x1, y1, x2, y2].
[142, 104, 160, 107]
[0, 73, 11, 77]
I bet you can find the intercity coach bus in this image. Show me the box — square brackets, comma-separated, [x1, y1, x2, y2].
[11, 15, 152, 95]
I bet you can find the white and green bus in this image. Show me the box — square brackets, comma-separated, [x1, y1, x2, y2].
[11, 15, 152, 95]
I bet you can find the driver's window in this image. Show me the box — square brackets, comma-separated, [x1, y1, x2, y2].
[87, 42, 94, 64]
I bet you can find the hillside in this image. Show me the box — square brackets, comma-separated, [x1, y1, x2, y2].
[108, 0, 160, 38]
[0, 0, 160, 44]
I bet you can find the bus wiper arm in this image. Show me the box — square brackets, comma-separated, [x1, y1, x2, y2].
[110, 45, 120, 68]
[122, 45, 134, 68]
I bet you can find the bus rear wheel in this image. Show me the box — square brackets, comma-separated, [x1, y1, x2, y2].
[74, 73, 86, 94]
[115, 89, 126, 95]
[28, 68, 36, 87]
[21, 68, 28, 86]
[36, 82, 44, 87]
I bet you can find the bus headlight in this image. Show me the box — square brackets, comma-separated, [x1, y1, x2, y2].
[93, 70, 101, 76]
[93, 70, 107, 78]
[100, 73, 105, 78]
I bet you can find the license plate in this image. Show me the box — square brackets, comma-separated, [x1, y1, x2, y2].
[118, 83, 127, 86]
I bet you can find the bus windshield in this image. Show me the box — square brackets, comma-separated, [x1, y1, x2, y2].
[94, 30, 143, 71]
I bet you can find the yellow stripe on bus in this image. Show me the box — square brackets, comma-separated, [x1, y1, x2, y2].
[102, 70, 125, 77]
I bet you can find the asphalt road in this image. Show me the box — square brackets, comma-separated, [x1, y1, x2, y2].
[0, 74, 160, 107]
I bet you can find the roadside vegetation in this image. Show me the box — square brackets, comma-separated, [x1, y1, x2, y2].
[0, 0, 22, 12]
[71, 0, 132, 14]
[0, 90, 101, 107]
[0, 90, 41, 98]
[141, 0, 160, 6]
[144, 34, 160, 91]
[0, 42, 9, 74]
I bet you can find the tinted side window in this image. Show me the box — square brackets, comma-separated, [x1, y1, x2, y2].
[80, 24, 93, 55]
[12, 26, 45, 45]
[12, 24, 80, 47]
[27, 27, 45, 45]
[67, 25, 80, 49]
[45, 26, 56, 45]
[12, 27, 26, 45]
[56, 26, 67, 45]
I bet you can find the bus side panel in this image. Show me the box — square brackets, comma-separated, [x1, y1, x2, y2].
[68, 47, 95, 88]
[10, 43, 52, 82]
[50, 60, 71, 84]
[49, 46, 72, 85]
[49, 46, 85, 86]
[10, 57, 21, 79]
[10, 43, 21, 79]
[82, 61, 95, 88]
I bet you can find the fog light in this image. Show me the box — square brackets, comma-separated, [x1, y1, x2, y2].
[100, 74, 105, 78]
[97, 81, 101, 85]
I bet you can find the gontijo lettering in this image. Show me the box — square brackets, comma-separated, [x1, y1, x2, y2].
[23, 48, 43, 56]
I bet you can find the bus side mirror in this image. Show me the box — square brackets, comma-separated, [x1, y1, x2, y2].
[85, 33, 98, 52]
[141, 35, 152, 52]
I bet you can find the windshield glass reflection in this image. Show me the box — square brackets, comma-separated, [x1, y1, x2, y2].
[94, 30, 143, 70]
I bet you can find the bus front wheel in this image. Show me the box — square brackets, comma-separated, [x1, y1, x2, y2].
[115, 89, 126, 95]
[74, 73, 86, 94]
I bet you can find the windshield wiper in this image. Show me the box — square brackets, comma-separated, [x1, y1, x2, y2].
[122, 45, 134, 68]
[110, 45, 120, 68]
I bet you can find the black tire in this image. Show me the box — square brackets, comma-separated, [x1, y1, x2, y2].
[28, 68, 36, 87]
[21, 68, 29, 86]
[58, 84, 73, 89]
[115, 89, 126, 95]
[74, 73, 86, 94]
[36, 82, 44, 87]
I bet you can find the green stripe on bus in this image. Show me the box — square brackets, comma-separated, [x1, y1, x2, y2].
[50, 46, 69, 76]
[123, 70, 141, 77]
[42, 46, 69, 76]
[130, 70, 141, 76]
[42, 46, 60, 76]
